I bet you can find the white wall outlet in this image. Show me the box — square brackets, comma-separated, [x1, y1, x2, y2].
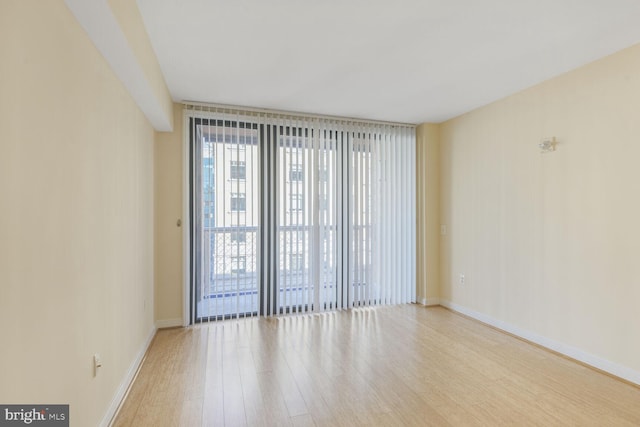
[440, 225, 447, 235]
[459, 274, 465, 285]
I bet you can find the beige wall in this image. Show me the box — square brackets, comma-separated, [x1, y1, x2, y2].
[416, 124, 440, 304]
[439, 43, 640, 374]
[0, 1, 155, 425]
[155, 104, 184, 324]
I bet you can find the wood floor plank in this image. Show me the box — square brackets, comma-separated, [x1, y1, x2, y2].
[255, 370, 293, 425]
[201, 326, 225, 427]
[112, 305, 640, 426]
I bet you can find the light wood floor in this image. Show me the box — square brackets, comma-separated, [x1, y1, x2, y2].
[113, 305, 640, 426]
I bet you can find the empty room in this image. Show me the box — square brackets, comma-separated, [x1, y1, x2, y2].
[2, 0, 640, 426]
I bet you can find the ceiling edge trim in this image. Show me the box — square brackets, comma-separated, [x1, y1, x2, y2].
[64, 0, 172, 131]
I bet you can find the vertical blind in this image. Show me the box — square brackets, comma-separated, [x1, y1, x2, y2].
[187, 104, 416, 322]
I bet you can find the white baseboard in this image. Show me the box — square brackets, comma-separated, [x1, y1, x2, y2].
[155, 318, 183, 329]
[420, 297, 441, 306]
[440, 300, 640, 387]
[100, 325, 156, 427]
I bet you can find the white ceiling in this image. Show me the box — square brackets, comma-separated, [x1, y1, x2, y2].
[136, 0, 640, 124]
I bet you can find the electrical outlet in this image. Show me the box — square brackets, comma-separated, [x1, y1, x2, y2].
[459, 274, 465, 285]
[440, 225, 447, 235]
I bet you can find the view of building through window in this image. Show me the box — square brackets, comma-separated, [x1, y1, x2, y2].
[197, 122, 260, 319]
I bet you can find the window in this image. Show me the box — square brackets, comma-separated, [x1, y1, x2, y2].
[228, 142, 246, 152]
[289, 164, 303, 181]
[319, 195, 328, 210]
[203, 201, 215, 228]
[189, 108, 415, 323]
[230, 160, 246, 180]
[289, 253, 304, 271]
[231, 256, 246, 274]
[290, 194, 303, 211]
[230, 231, 246, 243]
[230, 192, 246, 211]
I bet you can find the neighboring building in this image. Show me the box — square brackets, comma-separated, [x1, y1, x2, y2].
[201, 126, 260, 299]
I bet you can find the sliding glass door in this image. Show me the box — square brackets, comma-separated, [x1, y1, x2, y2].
[190, 118, 260, 321]
[275, 126, 338, 314]
[187, 107, 416, 323]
